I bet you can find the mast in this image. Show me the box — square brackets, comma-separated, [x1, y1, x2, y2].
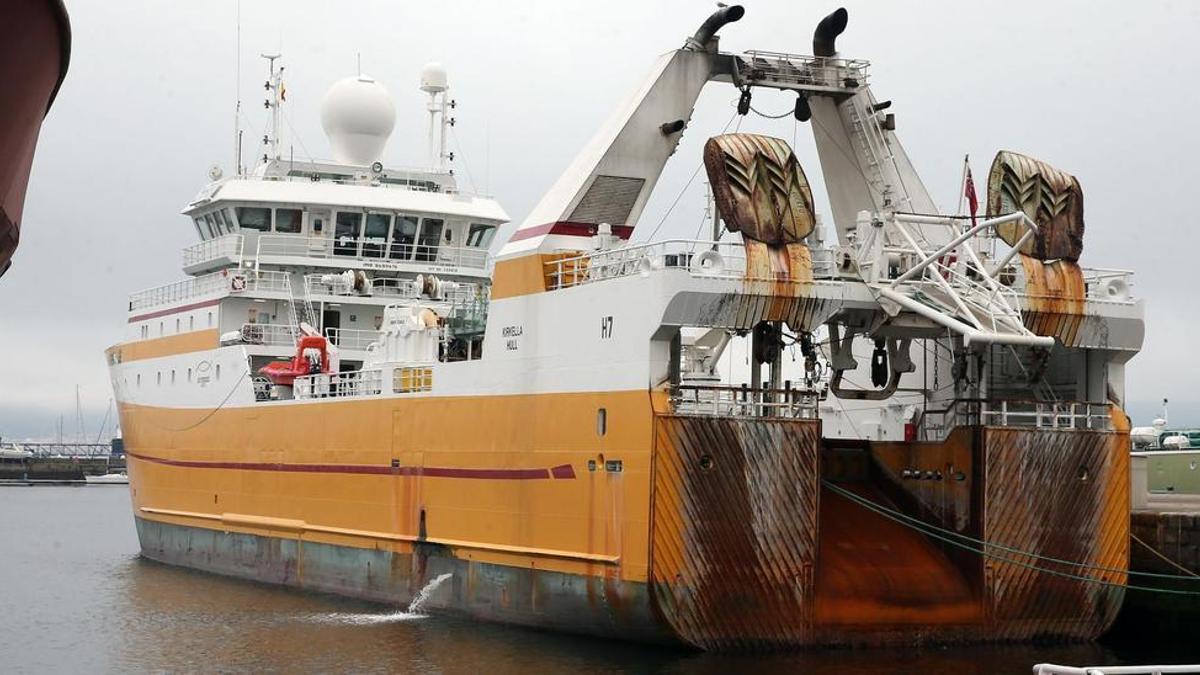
[261, 53, 283, 163]
[419, 63, 454, 171]
[75, 384, 85, 443]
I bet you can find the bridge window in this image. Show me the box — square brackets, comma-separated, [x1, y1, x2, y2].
[417, 218, 444, 261]
[275, 208, 302, 233]
[334, 211, 363, 256]
[390, 215, 418, 259]
[214, 209, 230, 234]
[236, 206, 272, 232]
[203, 214, 218, 238]
[466, 223, 496, 248]
[363, 213, 391, 258]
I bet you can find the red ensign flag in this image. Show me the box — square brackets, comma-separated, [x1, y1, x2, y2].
[964, 156, 979, 226]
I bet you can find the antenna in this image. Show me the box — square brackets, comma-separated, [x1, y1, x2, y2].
[261, 53, 284, 163]
[234, 0, 242, 175]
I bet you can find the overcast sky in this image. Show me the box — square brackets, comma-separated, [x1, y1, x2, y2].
[2, 0, 1197, 439]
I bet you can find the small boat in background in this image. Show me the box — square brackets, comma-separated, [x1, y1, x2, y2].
[85, 472, 129, 485]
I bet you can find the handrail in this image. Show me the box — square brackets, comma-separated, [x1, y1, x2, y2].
[129, 269, 292, 312]
[544, 239, 751, 290]
[1033, 664, 1200, 675]
[239, 323, 297, 347]
[255, 234, 489, 270]
[324, 327, 381, 351]
[214, 170, 470, 194]
[293, 369, 384, 399]
[182, 234, 243, 268]
[922, 398, 1113, 441]
[670, 382, 820, 419]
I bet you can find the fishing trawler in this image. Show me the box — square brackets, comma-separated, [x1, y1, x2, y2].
[108, 7, 1144, 650]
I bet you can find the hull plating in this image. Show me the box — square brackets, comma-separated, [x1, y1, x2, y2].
[123, 394, 1129, 650]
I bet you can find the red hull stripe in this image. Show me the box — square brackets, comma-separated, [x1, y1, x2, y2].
[129, 297, 222, 323]
[508, 221, 634, 243]
[127, 451, 575, 480]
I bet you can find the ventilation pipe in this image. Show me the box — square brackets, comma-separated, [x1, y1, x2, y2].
[687, 4, 745, 50]
[813, 7, 848, 57]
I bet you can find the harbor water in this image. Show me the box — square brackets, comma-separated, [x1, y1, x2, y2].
[1, 486, 1195, 674]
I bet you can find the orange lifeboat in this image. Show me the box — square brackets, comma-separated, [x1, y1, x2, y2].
[258, 335, 332, 386]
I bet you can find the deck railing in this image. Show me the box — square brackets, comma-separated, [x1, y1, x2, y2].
[239, 323, 297, 347]
[293, 369, 385, 399]
[182, 234, 243, 268]
[324, 327, 381, 351]
[291, 365, 432, 399]
[670, 383, 820, 419]
[544, 240, 748, 290]
[129, 270, 292, 312]
[922, 399, 1113, 440]
[257, 234, 489, 270]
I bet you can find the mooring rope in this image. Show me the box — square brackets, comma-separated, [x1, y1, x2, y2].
[824, 480, 1197, 581]
[822, 480, 1200, 595]
[139, 369, 250, 433]
[1131, 532, 1200, 579]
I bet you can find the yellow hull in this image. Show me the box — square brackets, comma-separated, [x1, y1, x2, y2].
[121, 388, 1130, 650]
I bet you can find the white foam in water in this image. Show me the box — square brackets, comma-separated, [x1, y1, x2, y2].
[406, 572, 453, 615]
[304, 572, 452, 625]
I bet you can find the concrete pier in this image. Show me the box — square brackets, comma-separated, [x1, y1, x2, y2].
[1108, 452, 1200, 637]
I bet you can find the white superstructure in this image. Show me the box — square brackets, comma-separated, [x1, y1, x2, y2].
[113, 58, 505, 406]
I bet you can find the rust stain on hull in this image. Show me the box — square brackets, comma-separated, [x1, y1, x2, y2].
[650, 415, 820, 650]
[814, 482, 982, 628]
[980, 427, 1128, 640]
[1020, 255, 1088, 345]
[648, 416, 1129, 649]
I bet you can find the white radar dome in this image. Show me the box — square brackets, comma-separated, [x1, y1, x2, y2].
[420, 62, 448, 93]
[320, 75, 396, 166]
